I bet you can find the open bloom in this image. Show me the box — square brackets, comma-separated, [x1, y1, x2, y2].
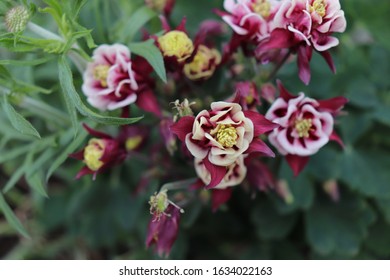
[171, 101, 277, 188]
[265, 81, 347, 175]
[82, 44, 160, 115]
[257, 0, 347, 84]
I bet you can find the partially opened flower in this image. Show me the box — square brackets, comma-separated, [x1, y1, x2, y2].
[70, 125, 127, 179]
[82, 44, 161, 116]
[230, 81, 261, 111]
[156, 17, 195, 70]
[171, 101, 278, 188]
[183, 45, 221, 81]
[257, 0, 347, 84]
[265, 81, 347, 176]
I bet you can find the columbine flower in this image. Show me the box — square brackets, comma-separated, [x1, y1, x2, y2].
[216, 0, 281, 59]
[257, 0, 347, 84]
[171, 101, 277, 188]
[183, 45, 221, 81]
[146, 189, 183, 256]
[146, 204, 181, 257]
[265, 81, 347, 176]
[230, 81, 261, 111]
[4, 5, 30, 33]
[155, 17, 195, 70]
[82, 44, 160, 116]
[70, 125, 126, 179]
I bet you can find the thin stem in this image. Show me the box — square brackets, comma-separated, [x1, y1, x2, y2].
[266, 49, 292, 82]
[160, 177, 198, 192]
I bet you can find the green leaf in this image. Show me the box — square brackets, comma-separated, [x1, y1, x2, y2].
[305, 195, 375, 256]
[0, 56, 52, 66]
[1, 94, 41, 139]
[46, 128, 88, 181]
[339, 148, 390, 199]
[129, 40, 167, 83]
[376, 198, 390, 224]
[58, 56, 143, 125]
[0, 192, 30, 238]
[373, 104, 390, 127]
[364, 218, 390, 257]
[251, 197, 298, 240]
[117, 6, 156, 43]
[272, 160, 315, 214]
[26, 172, 48, 198]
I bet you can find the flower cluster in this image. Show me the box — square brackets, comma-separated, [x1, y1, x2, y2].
[68, 0, 349, 257]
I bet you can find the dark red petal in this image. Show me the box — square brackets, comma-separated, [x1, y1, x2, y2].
[257, 29, 295, 51]
[176, 17, 187, 32]
[244, 110, 279, 135]
[246, 137, 275, 158]
[82, 123, 112, 139]
[69, 149, 85, 160]
[285, 154, 310, 177]
[297, 45, 311, 85]
[203, 157, 227, 189]
[159, 15, 171, 31]
[320, 50, 336, 73]
[329, 131, 344, 148]
[211, 188, 233, 212]
[318, 96, 348, 113]
[75, 166, 94, 179]
[135, 88, 162, 117]
[170, 116, 195, 142]
[276, 80, 295, 101]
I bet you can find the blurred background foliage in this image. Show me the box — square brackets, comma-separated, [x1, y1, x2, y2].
[1, 0, 390, 259]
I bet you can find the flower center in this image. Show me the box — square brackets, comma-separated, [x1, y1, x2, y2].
[310, 0, 326, 18]
[294, 118, 312, 138]
[83, 138, 105, 171]
[183, 45, 221, 80]
[157, 31, 194, 62]
[93, 65, 110, 87]
[251, 0, 271, 18]
[215, 124, 238, 148]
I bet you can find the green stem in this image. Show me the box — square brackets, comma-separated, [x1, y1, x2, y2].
[160, 178, 198, 192]
[266, 49, 292, 82]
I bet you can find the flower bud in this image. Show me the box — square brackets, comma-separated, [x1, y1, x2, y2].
[4, 5, 30, 33]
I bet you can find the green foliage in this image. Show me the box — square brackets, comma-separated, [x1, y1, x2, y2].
[0, 0, 389, 260]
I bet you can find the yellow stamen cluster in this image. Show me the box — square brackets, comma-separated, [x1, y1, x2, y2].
[252, 0, 271, 18]
[93, 65, 110, 87]
[158, 31, 194, 62]
[214, 124, 238, 148]
[294, 118, 313, 138]
[83, 139, 105, 171]
[183, 45, 221, 80]
[310, 0, 326, 18]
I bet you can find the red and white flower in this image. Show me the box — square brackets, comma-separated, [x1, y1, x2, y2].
[82, 44, 160, 116]
[257, 0, 347, 84]
[171, 101, 277, 188]
[265, 81, 347, 175]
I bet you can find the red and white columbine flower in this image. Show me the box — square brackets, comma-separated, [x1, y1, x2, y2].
[82, 44, 160, 115]
[171, 101, 278, 188]
[257, 0, 347, 84]
[265, 81, 347, 176]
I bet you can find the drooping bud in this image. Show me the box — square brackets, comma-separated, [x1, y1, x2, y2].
[275, 179, 294, 204]
[160, 118, 177, 155]
[4, 5, 30, 33]
[323, 179, 340, 202]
